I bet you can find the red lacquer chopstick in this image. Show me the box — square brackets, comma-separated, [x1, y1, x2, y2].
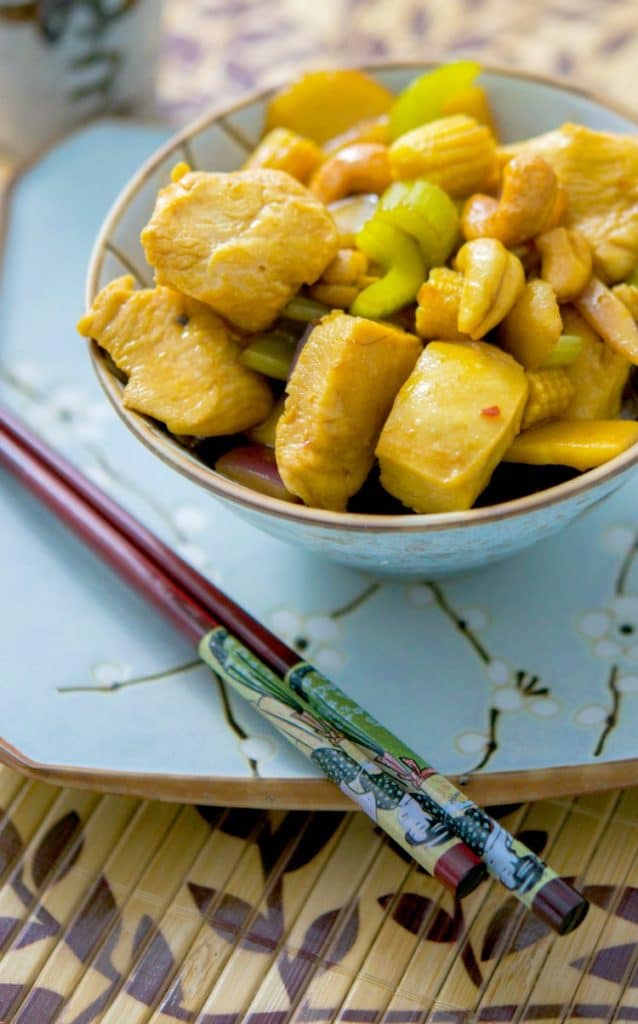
[0, 407, 589, 932]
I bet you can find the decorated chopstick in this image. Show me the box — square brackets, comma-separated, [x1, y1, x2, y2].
[0, 409, 483, 900]
[0, 408, 589, 931]
[279, 665, 587, 933]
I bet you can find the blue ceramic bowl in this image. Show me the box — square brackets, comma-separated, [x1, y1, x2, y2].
[87, 65, 638, 578]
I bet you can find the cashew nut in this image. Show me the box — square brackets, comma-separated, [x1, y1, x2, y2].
[309, 143, 392, 204]
[461, 153, 559, 247]
[536, 226, 592, 302]
[575, 276, 638, 365]
[455, 238, 525, 338]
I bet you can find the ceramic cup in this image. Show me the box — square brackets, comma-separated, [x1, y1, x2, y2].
[0, 0, 163, 163]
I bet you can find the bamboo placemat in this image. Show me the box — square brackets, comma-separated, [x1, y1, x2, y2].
[3, 0, 638, 1019]
[1, 765, 638, 1022]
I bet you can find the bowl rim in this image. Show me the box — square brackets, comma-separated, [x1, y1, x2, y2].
[87, 61, 638, 534]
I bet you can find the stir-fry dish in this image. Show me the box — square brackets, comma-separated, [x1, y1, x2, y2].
[79, 63, 638, 514]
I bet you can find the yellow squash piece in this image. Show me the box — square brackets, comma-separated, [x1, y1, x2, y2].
[504, 420, 638, 470]
[560, 307, 631, 420]
[389, 115, 497, 198]
[243, 127, 323, 183]
[77, 277, 273, 437]
[574, 276, 638, 365]
[376, 340, 528, 513]
[275, 312, 421, 511]
[500, 278, 563, 369]
[265, 70, 394, 145]
[441, 84, 497, 134]
[501, 123, 638, 282]
[141, 168, 339, 333]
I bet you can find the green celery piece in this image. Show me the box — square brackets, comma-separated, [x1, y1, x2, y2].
[377, 178, 460, 267]
[541, 334, 583, 368]
[627, 264, 638, 287]
[389, 60, 482, 140]
[282, 295, 331, 322]
[240, 331, 296, 380]
[350, 219, 425, 320]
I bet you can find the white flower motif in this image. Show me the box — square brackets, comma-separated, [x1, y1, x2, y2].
[313, 647, 345, 674]
[527, 697, 561, 719]
[460, 607, 489, 631]
[305, 616, 339, 644]
[172, 504, 208, 537]
[27, 386, 113, 445]
[270, 608, 303, 642]
[92, 661, 131, 687]
[455, 731, 489, 755]
[577, 595, 638, 662]
[486, 659, 512, 685]
[574, 704, 608, 726]
[491, 686, 524, 712]
[617, 674, 638, 694]
[603, 525, 635, 555]
[269, 607, 345, 669]
[238, 735, 278, 764]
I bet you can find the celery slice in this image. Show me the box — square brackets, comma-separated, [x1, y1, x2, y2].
[377, 179, 459, 267]
[240, 332, 296, 380]
[541, 334, 583, 368]
[627, 264, 638, 287]
[389, 60, 482, 139]
[282, 296, 331, 322]
[350, 219, 425, 320]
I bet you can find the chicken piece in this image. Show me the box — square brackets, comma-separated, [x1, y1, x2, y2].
[78, 276, 273, 437]
[275, 312, 421, 510]
[141, 168, 339, 332]
[376, 340, 528, 513]
[501, 124, 638, 283]
[560, 307, 631, 420]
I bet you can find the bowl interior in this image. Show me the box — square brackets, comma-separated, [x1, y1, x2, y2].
[88, 65, 638, 531]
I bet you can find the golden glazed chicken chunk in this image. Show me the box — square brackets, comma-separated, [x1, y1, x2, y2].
[376, 340, 528, 513]
[502, 124, 638, 282]
[276, 312, 422, 511]
[140, 167, 339, 332]
[78, 276, 273, 437]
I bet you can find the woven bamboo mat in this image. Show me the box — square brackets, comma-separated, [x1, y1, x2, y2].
[3, 0, 638, 1019]
[1, 767, 638, 1022]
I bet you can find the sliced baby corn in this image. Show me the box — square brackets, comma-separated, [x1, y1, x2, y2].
[389, 114, 498, 198]
[521, 368, 575, 430]
[415, 268, 467, 340]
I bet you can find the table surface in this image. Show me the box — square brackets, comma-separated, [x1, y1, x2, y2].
[3, 0, 638, 1020]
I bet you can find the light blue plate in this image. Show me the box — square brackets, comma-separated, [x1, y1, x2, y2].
[1, 120, 637, 806]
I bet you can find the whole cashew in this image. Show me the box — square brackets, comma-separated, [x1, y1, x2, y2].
[461, 153, 559, 247]
[455, 238, 525, 338]
[309, 143, 392, 204]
